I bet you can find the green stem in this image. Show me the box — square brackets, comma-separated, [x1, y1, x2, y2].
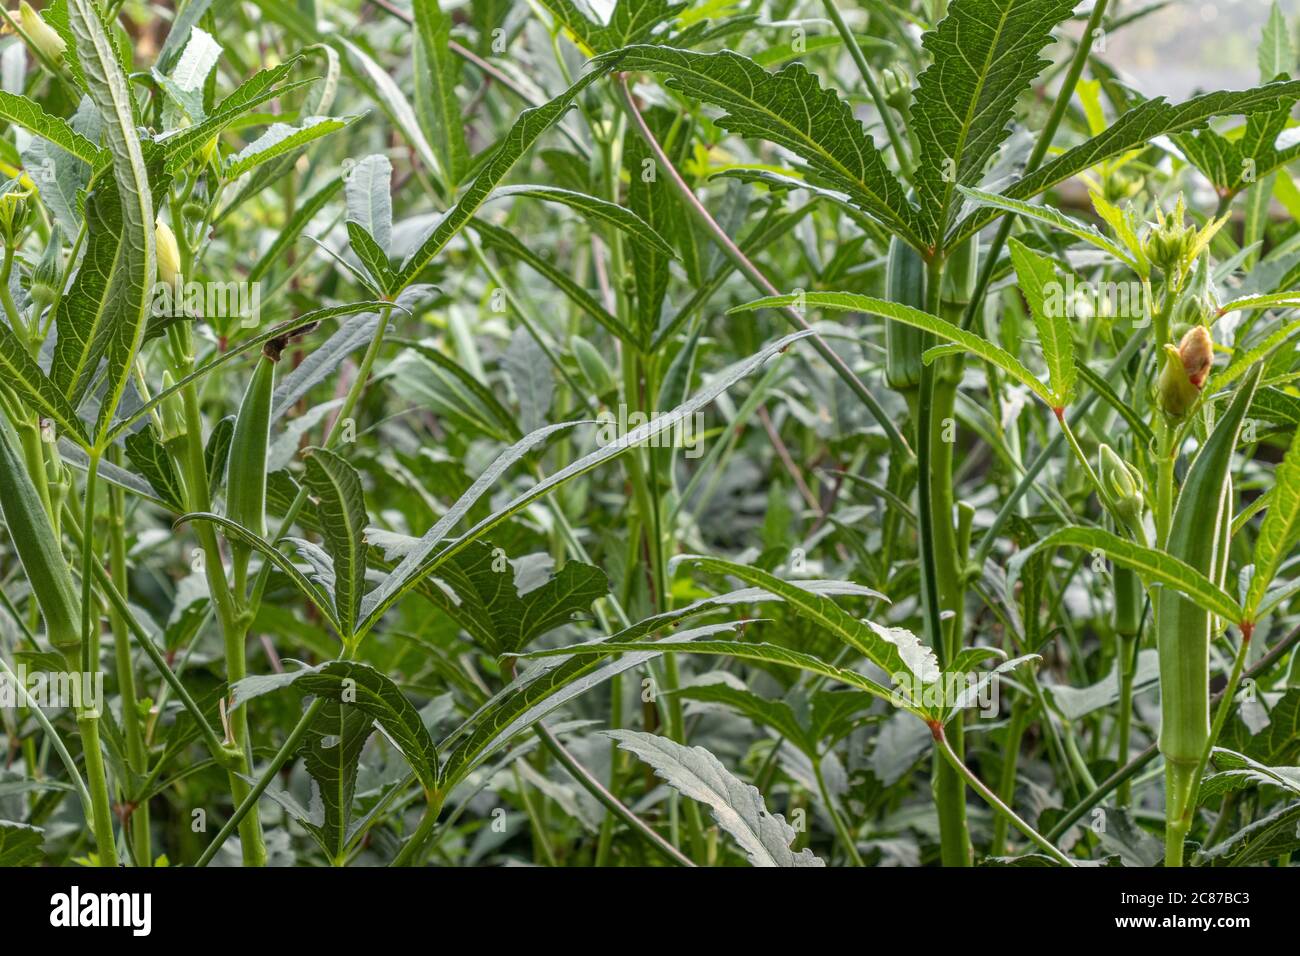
[615, 76, 913, 462]
[107, 445, 149, 864]
[820, 0, 912, 178]
[813, 754, 865, 866]
[990, 699, 1029, 856]
[933, 723, 1074, 866]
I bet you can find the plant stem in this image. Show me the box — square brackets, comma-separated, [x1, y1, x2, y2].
[536, 724, 694, 867]
[932, 722, 1075, 866]
[615, 76, 913, 462]
[194, 697, 326, 867]
[820, 0, 912, 178]
[107, 444, 150, 864]
[813, 753, 865, 866]
[990, 699, 1029, 856]
[1045, 620, 1300, 842]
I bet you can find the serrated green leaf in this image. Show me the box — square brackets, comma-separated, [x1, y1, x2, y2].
[224, 116, 355, 180]
[910, 0, 1078, 243]
[0, 821, 43, 865]
[0, 90, 102, 165]
[123, 427, 184, 511]
[413, 0, 469, 186]
[491, 184, 676, 258]
[730, 291, 1057, 406]
[606, 730, 824, 866]
[599, 46, 921, 248]
[299, 698, 373, 861]
[1261, 2, 1295, 81]
[62, 0, 157, 443]
[951, 79, 1300, 245]
[421, 540, 607, 657]
[301, 448, 370, 636]
[1008, 237, 1075, 406]
[1007, 526, 1244, 625]
[395, 62, 617, 290]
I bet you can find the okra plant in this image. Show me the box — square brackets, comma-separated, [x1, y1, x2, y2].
[0, 0, 1298, 871]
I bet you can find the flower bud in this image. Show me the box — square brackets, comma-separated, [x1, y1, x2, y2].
[1144, 195, 1196, 274]
[881, 66, 911, 110]
[1157, 325, 1214, 418]
[155, 218, 181, 287]
[15, 2, 65, 64]
[1099, 443, 1144, 524]
[29, 227, 61, 307]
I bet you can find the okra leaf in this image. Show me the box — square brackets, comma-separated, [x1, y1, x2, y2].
[123, 427, 184, 512]
[412, 0, 469, 186]
[358, 330, 814, 637]
[395, 60, 620, 290]
[1217, 290, 1300, 313]
[1260, 2, 1294, 81]
[439, 621, 746, 791]
[1008, 238, 1075, 407]
[1007, 526, 1245, 625]
[730, 292, 1057, 407]
[0, 821, 43, 866]
[489, 184, 676, 258]
[623, 105, 679, 344]
[669, 556, 942, 711]
[247, 175, 343, 281]
[388, 336, 522, 441]
[1199, 748, 1300, 802]
[292, 662, 439, 796]
[346, 221, 394, 295]
[176, 511, 342, 635]
[340, 38, 439, 177]
[343, 154, 392, 254]
[520, 636, 913, 717]
[60, 0, 158, 444]
[950, 79, 1300, 246]
[605, 730, 825, 866]
[299, 697, 374, 862]
[0, 90, 102, 165]
[301, 448, 370, 637]
[1245, 434, 1300, 618]
[540, 0, 686, 54]
[109, 301, 391, 443]
[910, 0, 1079, 243]
[469, 218, 630, 343]
[1200, 800, 1300, 866]
[420, 541, 607, 657]
[596, 46, 922, 249]
[957, 186, 1140, 272]
[158, 63, 313, 171]
[205, 415, 235, 496]
[674, 683, 814, 756]
[224, 116, 358, 181]
[0, 322, 88, 447]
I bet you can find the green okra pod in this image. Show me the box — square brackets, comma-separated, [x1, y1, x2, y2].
[1157, 365, 1259, 767]
[0, 414, 79, 654]
[884, 235, 927, 392]
[227, 349, 276, 587]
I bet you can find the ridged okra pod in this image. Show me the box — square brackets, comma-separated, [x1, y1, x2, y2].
[1157, 369, 1256, 765]
[227, 350, 276, 587]
[0, 413, 79, 654]
[884, 235, 927, 393]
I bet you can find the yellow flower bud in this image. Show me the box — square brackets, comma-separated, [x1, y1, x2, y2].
[155, 218, 181, 286]
[17, 2, 65, 64]
[1157, 326, 1214, 418]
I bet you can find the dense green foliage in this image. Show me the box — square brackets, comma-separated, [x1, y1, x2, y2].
[0, 0, 1299, 869]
